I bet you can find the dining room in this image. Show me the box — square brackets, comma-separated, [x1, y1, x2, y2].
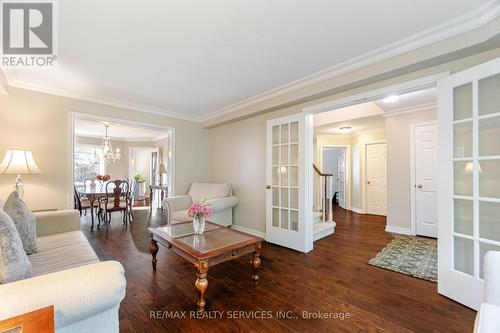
[72, 114, 174, 229]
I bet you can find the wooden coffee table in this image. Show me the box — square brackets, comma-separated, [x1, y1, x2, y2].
[148, 221, 264, 311]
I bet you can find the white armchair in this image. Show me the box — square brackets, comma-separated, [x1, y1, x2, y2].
[163, 182, 238, 226]
[474, 251, 500, 333]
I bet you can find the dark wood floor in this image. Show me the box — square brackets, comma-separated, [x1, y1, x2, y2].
[80, 206, 475, 333]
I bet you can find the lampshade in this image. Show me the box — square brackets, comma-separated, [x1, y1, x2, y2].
[0, 150, 42, 175]
[159, 163, 167, 174]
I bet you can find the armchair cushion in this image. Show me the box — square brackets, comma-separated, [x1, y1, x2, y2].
[172, 210, 189, 222]
[3, 191, 38, 254]
[188, 182, 231, 203]
[208, 196, 239, 213]
[0, 209, 32, 283]
[34, 210, 80, 237]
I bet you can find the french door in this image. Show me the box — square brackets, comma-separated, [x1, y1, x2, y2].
[438, 57, 500, 310]
[266, 114, 313, 252]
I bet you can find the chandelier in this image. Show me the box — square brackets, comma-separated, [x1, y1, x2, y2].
[101, 123, 121, 163]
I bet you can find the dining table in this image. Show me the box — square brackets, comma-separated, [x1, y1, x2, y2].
[75, 183, 112, 230]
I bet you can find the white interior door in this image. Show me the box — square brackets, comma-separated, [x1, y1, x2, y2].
[266, 114, 313, 252]
[438, 57, 500, 310]
[338, 149, 346, 209]
[366, 143, 387, 215]
[414, 123, 438, 238]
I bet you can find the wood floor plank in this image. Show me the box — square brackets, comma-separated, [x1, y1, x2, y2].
[80, 206, 475, 333]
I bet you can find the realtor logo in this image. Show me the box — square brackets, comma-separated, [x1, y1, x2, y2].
[1, 0, 56, 67]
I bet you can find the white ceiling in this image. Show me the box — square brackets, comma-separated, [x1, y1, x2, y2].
[75, 119, 167, 141]
[374, 88, 436, 113]
[314, 114, 387, 135]
[2, 0, 490, 119]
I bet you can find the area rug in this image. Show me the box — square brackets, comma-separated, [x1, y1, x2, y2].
[368, 236, 437, 282]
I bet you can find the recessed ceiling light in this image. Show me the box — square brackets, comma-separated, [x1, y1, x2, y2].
[339, 126, 351, 134]
[383, 95, 399, 103]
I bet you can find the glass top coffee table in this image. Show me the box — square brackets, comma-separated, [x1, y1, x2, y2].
[148, 221, 264, 312]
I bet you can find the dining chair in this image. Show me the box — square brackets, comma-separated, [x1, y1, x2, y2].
[127, 179, 137, 222]
[74, 185, 95, 216]
[98, 180, 130, 227]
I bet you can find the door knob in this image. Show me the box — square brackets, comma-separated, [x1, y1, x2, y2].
[367, 181, 371, 185]
[416, 184, 423, 189]
[266, 185, 271, 189]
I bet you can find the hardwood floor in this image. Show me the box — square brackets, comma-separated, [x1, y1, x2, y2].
[80, 206, 475, 333]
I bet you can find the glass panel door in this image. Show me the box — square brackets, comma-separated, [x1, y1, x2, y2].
[438, 57, 500, 310]
[266, 113, 312, 252]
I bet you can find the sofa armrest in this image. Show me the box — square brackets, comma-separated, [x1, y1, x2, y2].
[484, 251, 500, 305]
[163, 195, 192, 224]
[208, 196, 238, 213]
[0, 261, 126, 329]
[34, 210, 80, 237]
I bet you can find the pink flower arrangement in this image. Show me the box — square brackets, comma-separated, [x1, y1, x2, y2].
[187, 201, 212, 219]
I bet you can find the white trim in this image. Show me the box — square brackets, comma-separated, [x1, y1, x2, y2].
[74, 133, 169, 143]
[318, 144, 351, 210]
[202, 1, 499, 122]
[350, 207, 365, 214]
[314, 128, 386, 139]
[230, 225, 267, 239]
[5, 79, 201, 122]
[383, 102, 437, 118]
[385, 225, 414, 235]
[409, 120, 437, 236]
[69, 112, 176, 201]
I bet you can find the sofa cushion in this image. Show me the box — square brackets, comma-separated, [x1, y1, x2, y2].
[0, 209, 32, 283]
[30, 231, 99, 276]
[188, 183, 231, 203]
[3, 191, 37, 254]
[474, 303, 500, 333]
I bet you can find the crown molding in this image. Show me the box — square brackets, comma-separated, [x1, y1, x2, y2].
[383, 102, 437, 118]
[75, 133, 167, 143]
[2, 75, 203, 122]
[200, 0, 500, 122]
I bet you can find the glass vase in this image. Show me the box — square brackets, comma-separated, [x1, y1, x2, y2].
[193, 216, 206, 235]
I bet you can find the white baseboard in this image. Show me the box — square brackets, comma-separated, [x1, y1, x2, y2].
[231, 224, 267, 239]
[350, 207, 365, 214]
[385, 225, 414, 235]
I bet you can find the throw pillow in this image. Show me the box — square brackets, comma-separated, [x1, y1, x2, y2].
[3, 191, 38, 254]
[0, 209, 33, 283]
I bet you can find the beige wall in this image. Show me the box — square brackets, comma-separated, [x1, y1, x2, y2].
[208, 48, 500, 234]
[386, 109, 436, 230]
[0, 87, 208, 210]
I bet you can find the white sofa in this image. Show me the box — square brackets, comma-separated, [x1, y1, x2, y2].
[0, 210, 126, 333]
[474, 251, 500, 333]
[163, 182, 238, 226]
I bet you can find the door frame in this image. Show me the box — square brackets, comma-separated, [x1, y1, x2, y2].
[409, 120, 437, 236]
[319, 145, 350, 210]
[69, 112, 175, 209]
[303, 72, 449, 247]
[364, 141, 387, 216]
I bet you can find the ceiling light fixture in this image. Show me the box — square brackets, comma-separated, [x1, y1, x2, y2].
[101, 123, 121, 164]
[339, 126, 352, 134]
[383, 95, 399, 103]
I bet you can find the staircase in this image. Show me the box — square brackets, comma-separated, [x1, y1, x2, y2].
[313, 164, 336, 241]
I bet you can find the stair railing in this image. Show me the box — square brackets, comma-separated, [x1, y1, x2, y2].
[313, 164, 334, 223]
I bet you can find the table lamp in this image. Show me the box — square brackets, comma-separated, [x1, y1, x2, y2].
[158, 163, 167, 186]
[0, 149, 42, 198]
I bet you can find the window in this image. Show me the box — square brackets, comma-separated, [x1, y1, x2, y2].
[74, 146, 105, 184]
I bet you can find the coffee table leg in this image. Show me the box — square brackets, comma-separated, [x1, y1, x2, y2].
[194, 260, 209, 312]
[251, 243, 262, 284]
[149, 234, 159, 270]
